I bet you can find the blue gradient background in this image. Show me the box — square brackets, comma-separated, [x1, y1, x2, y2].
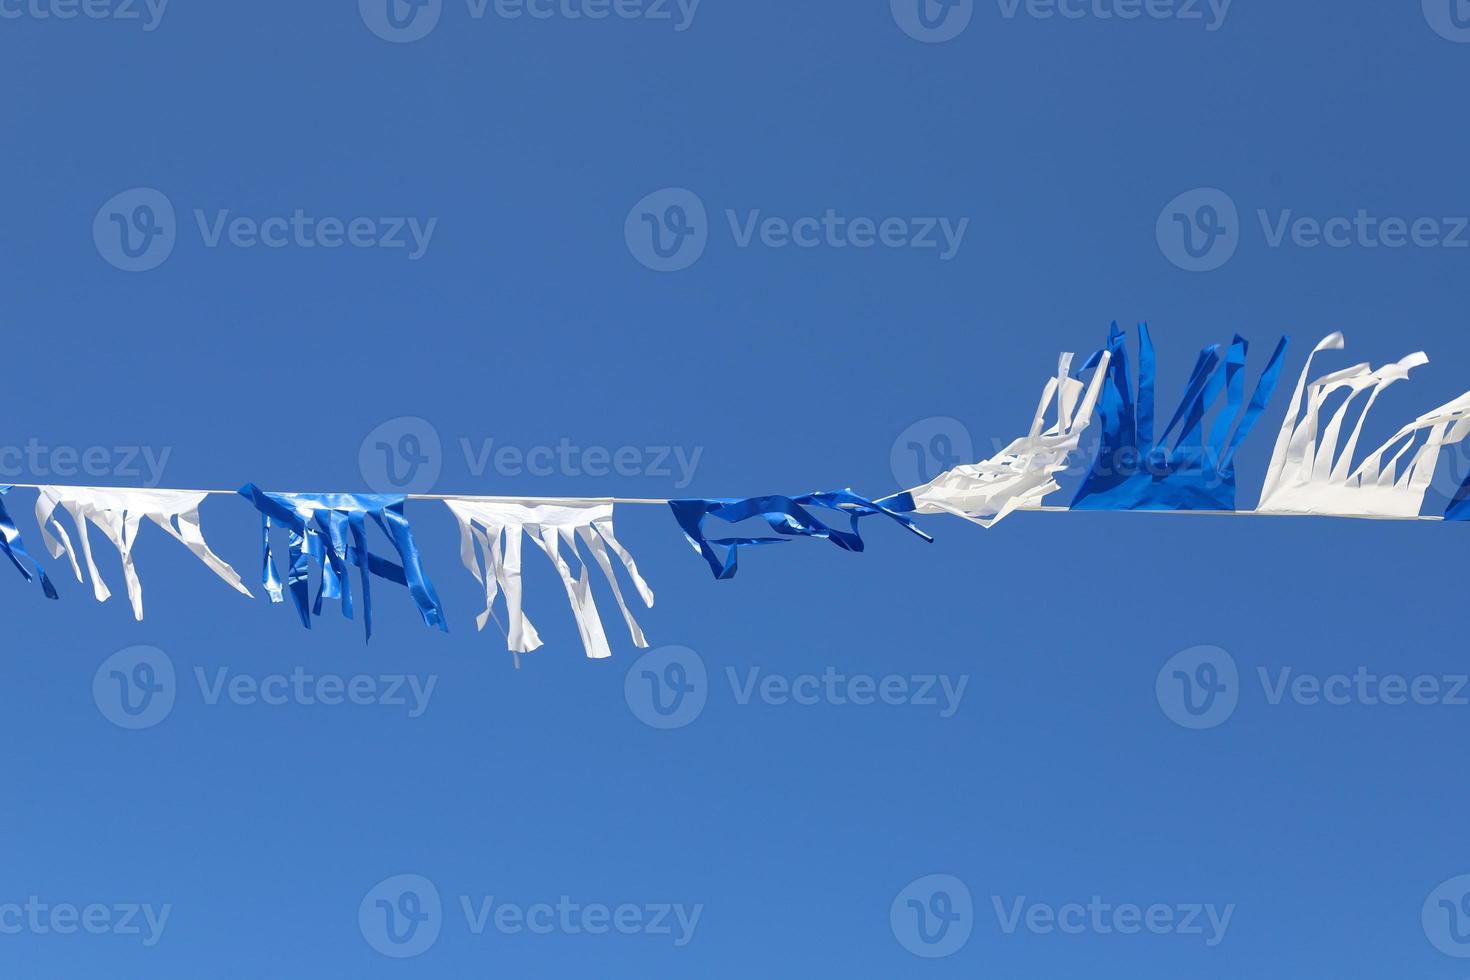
[1, 1, 1468, 976]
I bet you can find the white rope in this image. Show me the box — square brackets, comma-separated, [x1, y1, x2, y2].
[0, 482, 1449, 521]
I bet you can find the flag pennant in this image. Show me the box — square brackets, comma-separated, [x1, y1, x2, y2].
[1070, 322, 1290, 512]
[1257, 333, 1470, 519]
[35, 486, 250, 619]
[0, 487, 58, 599]
[884, 349, 1112, 527]
[669, 489, 932, 580]
[237, 485, 445, 640]
[444, 498, 653, 661]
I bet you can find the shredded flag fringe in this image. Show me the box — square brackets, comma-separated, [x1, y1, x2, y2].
[35, 486, 249, 619]
[0, 487, 58, 598]
[1070, 323, 1290, 512]
[883, 349, 1112, 527]
[1257, 333, 1470, 519]
[238, 485, 445, 640]
[444, 498, 653, 661]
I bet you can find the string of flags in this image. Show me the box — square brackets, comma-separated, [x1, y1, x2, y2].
[4, 324, 1469, 661]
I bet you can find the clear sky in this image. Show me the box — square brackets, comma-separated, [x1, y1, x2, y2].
[2, 1, 1469, 976]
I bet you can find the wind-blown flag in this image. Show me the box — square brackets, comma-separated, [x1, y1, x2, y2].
[35, 486, 250, 619]
[883, 349, 1112, 527]
[237, 485, 445, 639]
[669, 490, 932, 580]
[1256, 333, 1470, 519]
[0, 487, 58, 599]
[443, 498, 653, 661]
[1070, 323, 1289, 512]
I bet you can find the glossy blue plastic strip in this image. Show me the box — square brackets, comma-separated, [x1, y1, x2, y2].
[669, 489, 933, 580]
[0, 487, 58, 599]
[1446, 476, 1470, 521]
[1070, 323, 1290, 512]
[238, 485, 446, 639]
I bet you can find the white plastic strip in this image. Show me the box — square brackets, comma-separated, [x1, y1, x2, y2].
[444, 498, 653, 660]
[34, 486, 251, 619]
[1256, 334, 1470, 518]
[897, 350, 1111, 527]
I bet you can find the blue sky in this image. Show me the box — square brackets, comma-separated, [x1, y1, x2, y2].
[2, 1, 1470, 976]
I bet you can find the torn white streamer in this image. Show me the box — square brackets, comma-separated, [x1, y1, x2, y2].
[1256, 333, 1470, 518]
[444, 498, 654, 661]
[894, 350, 1111, 527]
[35, 486, 251, 619]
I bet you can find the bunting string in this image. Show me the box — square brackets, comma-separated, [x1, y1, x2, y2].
[0, 323, 1464, 658]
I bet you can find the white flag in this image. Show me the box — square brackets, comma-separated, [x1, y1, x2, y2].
[444, 498, 654, 661]
[35, 486, 251, 619]
[1256, 333, 1470, 518]
[895, 350, 1111, 527]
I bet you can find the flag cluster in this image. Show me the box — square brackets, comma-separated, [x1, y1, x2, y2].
[4, 324, 1467, 659]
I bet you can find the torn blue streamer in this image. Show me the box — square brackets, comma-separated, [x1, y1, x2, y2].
[1445, 477, 1470, 522]
[1070, 323, 1289, 512]
[237, 485, 446, 639]
[668, 489, 933, 580]
[0, 487, 58, 599]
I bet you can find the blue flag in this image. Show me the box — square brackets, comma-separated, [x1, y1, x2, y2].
[1070, 323, 1289, 512]
[669, 489, 932, 580]
[238, 485, 446, 639]
[0, 487, 58, 599]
